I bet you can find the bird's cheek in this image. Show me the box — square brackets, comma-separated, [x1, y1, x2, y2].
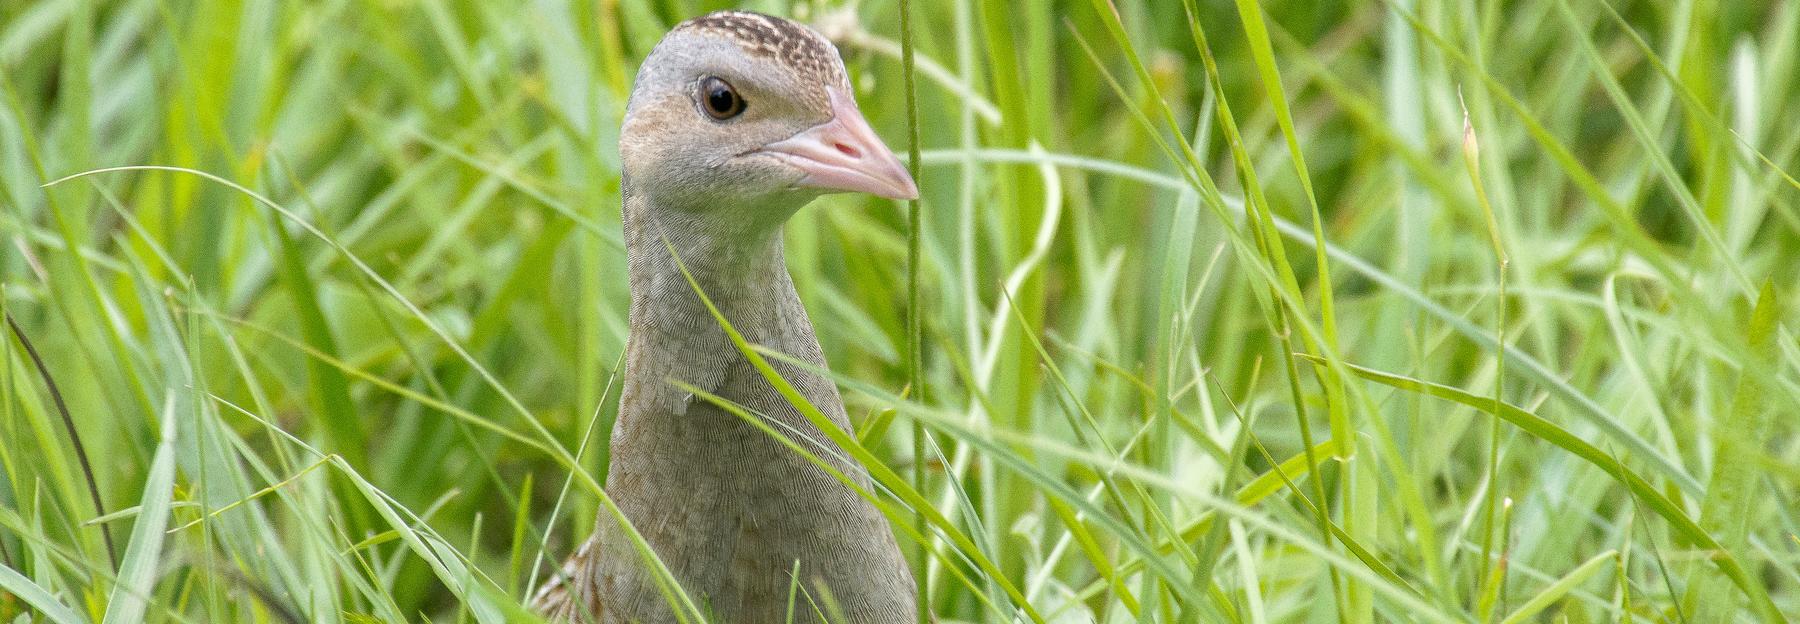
[732, 151, 816, 194]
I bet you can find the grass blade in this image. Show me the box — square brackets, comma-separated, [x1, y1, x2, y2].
[1497, 549, 1615, 624]
[0, 561, 83, 624]
[101, 393, 177, 624]
[1312, 355, 1785, 621]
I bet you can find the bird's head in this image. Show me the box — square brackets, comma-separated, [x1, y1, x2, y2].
[621, 11, 917, 225]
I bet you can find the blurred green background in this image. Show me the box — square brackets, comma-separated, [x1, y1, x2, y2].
[2, 0, 1798, 621]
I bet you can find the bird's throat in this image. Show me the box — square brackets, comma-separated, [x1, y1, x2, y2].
[615, 189, 857, 480]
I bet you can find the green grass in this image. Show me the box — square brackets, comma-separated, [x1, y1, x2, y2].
[2, 0, 1799, 621]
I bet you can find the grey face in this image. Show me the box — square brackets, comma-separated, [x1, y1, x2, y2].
[620, 12, 915, 226]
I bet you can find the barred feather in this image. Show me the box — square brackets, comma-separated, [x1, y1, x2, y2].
[529, 537, 601, 622]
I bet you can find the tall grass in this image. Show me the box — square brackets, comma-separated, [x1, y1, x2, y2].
[2, 0, 1798, 621]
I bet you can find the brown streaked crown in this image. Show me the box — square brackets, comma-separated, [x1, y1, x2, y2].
[673, 11, 846, 88]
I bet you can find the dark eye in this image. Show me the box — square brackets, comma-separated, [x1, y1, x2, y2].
[699, 76, 745, 120]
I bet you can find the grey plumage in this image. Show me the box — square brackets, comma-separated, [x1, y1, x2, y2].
[531, 11, 918, 623]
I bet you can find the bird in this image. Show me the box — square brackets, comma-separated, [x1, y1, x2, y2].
[530, 11, 920, 624]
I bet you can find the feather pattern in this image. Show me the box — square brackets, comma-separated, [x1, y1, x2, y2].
[532, 10, 918, 624]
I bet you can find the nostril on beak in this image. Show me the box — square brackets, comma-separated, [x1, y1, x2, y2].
[834, 142, 861, 159]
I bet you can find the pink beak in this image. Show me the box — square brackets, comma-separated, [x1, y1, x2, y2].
[754, 87, 919, 200]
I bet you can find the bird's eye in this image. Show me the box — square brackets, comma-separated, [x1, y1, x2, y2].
[699, 76, 745, 120]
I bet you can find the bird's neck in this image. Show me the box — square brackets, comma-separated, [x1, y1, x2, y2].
[623, 192, 792, 324]
[617, 189, 851, 441]
[583, 173, 911, 624]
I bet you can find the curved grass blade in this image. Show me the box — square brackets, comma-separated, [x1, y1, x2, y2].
[40, 165, 601, 496]
[900, 405, 1453, 621]
[6, 311, 118, 567]
[0, 562, 83, 624]
[1310, 355, 1784, 622]
[1498, 550, 1616, 624]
